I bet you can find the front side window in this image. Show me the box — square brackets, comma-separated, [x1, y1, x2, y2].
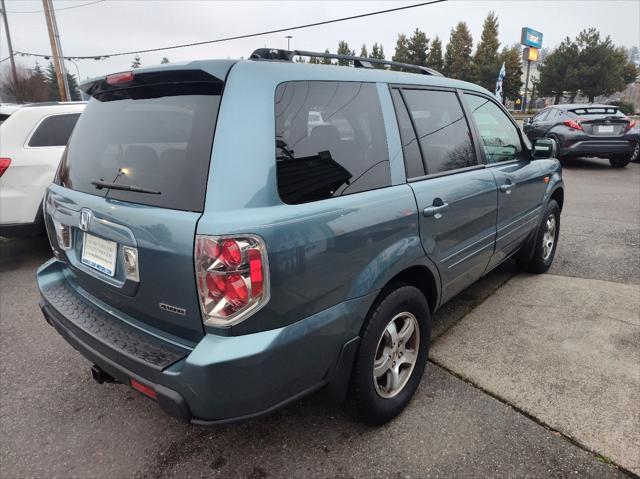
[275, 81, 390, 205]
[533, 109, 550, 122]
[28, 113, 80, 147]
[402, 89, 476, 175]
[464, 93, 523, 164]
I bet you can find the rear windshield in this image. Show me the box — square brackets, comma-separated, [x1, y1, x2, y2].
[58, 92, 220, 212]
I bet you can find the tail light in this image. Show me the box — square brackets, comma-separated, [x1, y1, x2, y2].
[195, 235, 270, 327]
[563, 119, 583, 131]
[106, 71, 134, 85]
[624, 120, 637, 132]
[0, 158, 11, 177]
[52, 219, 72, 250]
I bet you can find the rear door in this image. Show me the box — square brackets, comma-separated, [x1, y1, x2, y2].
[463, 92, 548, 270]
[46, 69, 225, 343]
[391, 87, 498, 303]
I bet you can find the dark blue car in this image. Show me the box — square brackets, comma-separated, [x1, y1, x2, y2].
[37, 49, 564, 425]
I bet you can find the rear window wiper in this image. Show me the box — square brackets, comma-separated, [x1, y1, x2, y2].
[91, 179, 161, 195]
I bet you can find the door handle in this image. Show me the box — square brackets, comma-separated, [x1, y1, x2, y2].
[423, 202, 449, 218]
[499, 183, 514, 194]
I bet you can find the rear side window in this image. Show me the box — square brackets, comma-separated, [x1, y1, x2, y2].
[28, 113, 80, 147]
[390, 89, 425, 178]
[402, 89, 476, 174]
[275, 81, 390, 205]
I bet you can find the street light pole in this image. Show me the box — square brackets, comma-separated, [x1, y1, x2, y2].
[285, 35, 292, 51]
[523, 58, 531, 112]
[0, 0, 19, 101]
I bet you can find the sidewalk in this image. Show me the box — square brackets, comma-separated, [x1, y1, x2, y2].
[431, 273, 640, 475]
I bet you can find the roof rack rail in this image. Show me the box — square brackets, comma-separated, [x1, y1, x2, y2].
[249, 48, 444, 77]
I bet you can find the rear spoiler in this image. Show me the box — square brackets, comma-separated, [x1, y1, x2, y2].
[80, 69, 224, 100]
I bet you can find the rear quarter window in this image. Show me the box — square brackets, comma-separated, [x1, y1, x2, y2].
[28, 113, 81, 147]
[275, 81, 390, 205]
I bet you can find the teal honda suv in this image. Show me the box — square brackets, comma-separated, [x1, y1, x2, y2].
[37, 49, 564, 425]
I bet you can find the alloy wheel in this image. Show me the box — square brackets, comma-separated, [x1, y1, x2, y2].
[542, 214, 557, 261]
[373, 311, 420, 398]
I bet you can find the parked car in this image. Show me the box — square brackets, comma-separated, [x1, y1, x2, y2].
[522, 103, 638, 168]
[37, 49, 564, 426]
[0, 102, 85, 237]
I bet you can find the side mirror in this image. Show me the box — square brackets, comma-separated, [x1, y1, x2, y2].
[531, 137, 557, 160]
[523, 117, 532, 125]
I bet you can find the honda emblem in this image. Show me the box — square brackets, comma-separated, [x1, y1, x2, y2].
[79, 209, 92, 232]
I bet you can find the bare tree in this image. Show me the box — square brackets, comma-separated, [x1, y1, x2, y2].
[0, 64, 50, 103]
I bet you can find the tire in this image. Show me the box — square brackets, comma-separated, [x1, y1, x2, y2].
[609, 156, 631, 168]
[349, 284, 430, 425]
[630, 140, 640, 163]
[517, 199, 560, 274]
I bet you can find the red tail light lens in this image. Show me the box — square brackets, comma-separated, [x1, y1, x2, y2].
[625, 120, 637, 132]
[0, 158, 11, 177]
[563, 119, 583, 131]
[106, 71, 134, 85]
[195, 235, 270, 327]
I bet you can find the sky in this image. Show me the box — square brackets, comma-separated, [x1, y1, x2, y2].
[1, 0, 639, 81]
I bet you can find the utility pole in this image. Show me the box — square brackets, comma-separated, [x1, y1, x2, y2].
[0, 0, 19, 101]
[42, 0, 70, 101]
[285, 35, 292, 50]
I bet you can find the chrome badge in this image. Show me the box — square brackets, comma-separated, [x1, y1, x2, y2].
[159, 303, 187, 316]
[79, 209, 92, 232]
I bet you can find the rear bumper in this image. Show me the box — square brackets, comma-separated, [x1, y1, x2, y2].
[37, 258, 372, 424]
[559, 139, 635, 158]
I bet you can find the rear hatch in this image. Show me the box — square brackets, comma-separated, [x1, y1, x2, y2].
[45, 67, 228, 343]
[569, 106, 630, 136]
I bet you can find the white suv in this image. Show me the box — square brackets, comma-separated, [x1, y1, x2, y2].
[0, 102, 85, 236]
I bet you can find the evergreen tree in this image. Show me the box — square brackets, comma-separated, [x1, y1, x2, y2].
[392, 34, 411, 70]
[369, 42, 386, 69]
[538, 37, 581, 103]
[359, 44, 368, 58]
[32, 62, 47, 84]
[473, 12, 501, 90]
[443, 22, 474, 80]
[426, 36, 444, 72]
[574, 28, 639, 102]
[44, 61, 81, 101]
[499, 45, 523, 103]
[321, 48, 333, 65]
[131, 55, 142, 69]
[407, 28, 429, 66]
[160, 57, 170, 64]
[337, 41, 355, 66]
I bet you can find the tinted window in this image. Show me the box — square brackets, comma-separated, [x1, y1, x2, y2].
[390, 89, 425, 178]
[58, 94, 219, 212]
[28, 113, 80, 147]
[275, 81, 390, 204]
[465, 93, 523, 163]
[402, 89, 476, 174]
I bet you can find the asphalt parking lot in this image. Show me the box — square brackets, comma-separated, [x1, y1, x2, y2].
[1, 157, 638, 479]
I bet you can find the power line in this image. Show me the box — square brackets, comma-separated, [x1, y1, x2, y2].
[5, 0, 105, 14]
[14, 0, 447, 60]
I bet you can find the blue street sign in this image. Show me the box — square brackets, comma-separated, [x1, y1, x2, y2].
[521, 27, 543, 49]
